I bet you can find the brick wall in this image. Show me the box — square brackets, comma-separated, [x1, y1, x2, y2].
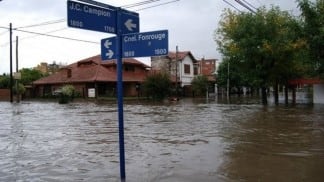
[0, 89, 10, 101]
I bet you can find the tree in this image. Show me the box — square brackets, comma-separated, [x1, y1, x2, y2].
[20, 68, 44, 85]
[13, 83, 26, 95]
[217, 58, 257, 96]
[215, 7, 305, 104]
[0, 74, 10, 88]
[143, 72, 171, 101]
[191, 75, 209, 96]
[298, 0, 324, 78]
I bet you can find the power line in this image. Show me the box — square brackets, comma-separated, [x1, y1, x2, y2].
[15, 29, 99, 44]
[0, 25, 98, 46]
[15, 19, 66, 29]
[0, 26, 8, 30]
[1, 27, 92, 47]
[223, 0, 242, 12]
[1, 0, 180, 47]
[0, 26, 9, 37]
[135, 0, 179, 11]
[0, 30, 8, 36]
[241, 0, 257, 10]
[122, 0, 162, 8]
[19, 27, 68, 42]
[234, 0, 256, 13]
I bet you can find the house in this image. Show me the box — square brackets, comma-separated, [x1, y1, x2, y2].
[33, 55, 150, 98]
[197, 58, 217, 93]
[198, 58, 217, 76]
[288, 78, 324, 104]
[35, 62, 61, 75]
[151, 51, 199, 96]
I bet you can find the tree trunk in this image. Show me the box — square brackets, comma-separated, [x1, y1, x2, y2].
[292, 86, 296, 104]
[284, 84, 289, 105]
[261, 86, 268, 105]
[274, 82, 279, 105]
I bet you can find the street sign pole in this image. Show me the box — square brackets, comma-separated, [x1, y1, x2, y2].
[68, 2, 166, 181]
[116, 8, 126, 182]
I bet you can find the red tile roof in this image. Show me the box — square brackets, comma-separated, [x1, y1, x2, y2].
[167, 51, 197, 61]
[33, 55, 150, 85]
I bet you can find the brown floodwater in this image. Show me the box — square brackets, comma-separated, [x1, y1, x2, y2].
[0, 98, 323, 181]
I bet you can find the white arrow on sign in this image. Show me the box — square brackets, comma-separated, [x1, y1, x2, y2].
[106, 49, 114, 59]
[124, 19, 137, 31]
[104, 39, 113, 49]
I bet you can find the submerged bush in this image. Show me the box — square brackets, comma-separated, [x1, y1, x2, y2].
[59, 85, 75, 104]
[143, 72, 171, 101]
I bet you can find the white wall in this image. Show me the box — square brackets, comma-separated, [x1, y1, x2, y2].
[180, 55, 195, 86]
[313, 84, 324, 104]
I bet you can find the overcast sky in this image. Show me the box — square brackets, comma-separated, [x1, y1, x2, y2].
[0, 0, 301, 74]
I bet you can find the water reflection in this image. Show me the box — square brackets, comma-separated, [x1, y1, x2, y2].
[0, 100, 323, 181]
[218, 104, 324, 182]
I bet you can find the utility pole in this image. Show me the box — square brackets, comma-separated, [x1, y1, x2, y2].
[16, 36, 19, 103]
[9, 23, 13, 103]
[175, 45, 178, 97]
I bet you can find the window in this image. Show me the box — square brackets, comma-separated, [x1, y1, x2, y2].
[194, 66, 198, 75]
[184, 64, 190, 74]
[124, 65, 135, 72]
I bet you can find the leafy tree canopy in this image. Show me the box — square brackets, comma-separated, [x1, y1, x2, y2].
[297, 0, 324, 78]
[143, 72, 172, 101]
[215, 6, 309, 104]
[20, 68, 44, 85]
[191, 75, 209, 96]
[0, 74, 10, 88]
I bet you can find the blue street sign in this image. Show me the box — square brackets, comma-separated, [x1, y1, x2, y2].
[101, 37, 117, 60]
[67, 0, 116, 33]
[67, 1, 161, 181]
[121, 9, 139, 34]
[77, 0, 117, 10]
[67, 0, 139, 35]
[122, 30, 168, 58]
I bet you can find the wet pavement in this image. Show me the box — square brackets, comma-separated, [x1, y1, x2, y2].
[0, 98, 324, 181]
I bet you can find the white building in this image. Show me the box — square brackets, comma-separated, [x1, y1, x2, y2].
[151, 51, 199, 96]
[314, 84, 324, 104]
[290, 78, 324, 104]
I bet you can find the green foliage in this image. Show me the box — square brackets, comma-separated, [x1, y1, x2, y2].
[61, 85, 75, 97]
[143, 72, 171, 101]
[20, 68, 44, 85]
[13, 83, 26, 94]
[217, 58, 259, 90]
[0, 68, 44, 89]
[59, 85, 75, 104]
[0, 74, 10, 88]
[215, 6, 307, 103]
[191, 75, 209, 96]
[298, 0, 324, 78]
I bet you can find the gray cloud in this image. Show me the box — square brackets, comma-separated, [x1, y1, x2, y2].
[0, 0, 301, 73]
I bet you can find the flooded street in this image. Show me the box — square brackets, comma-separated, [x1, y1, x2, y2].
[1, 99, 324, 182]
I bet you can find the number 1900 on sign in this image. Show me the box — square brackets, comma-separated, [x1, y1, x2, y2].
[122, 30, 168, 58]
[155, 49, 167, 55]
